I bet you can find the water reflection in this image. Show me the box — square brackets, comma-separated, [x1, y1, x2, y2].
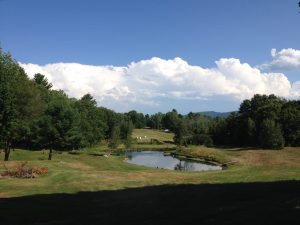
[174, 161, 195, 171]
[125, 151, 222, 171]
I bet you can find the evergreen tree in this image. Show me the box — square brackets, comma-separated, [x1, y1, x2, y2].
[34, 73, 53, 90]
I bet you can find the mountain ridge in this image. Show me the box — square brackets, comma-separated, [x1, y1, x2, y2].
[198, 111, 232, 118]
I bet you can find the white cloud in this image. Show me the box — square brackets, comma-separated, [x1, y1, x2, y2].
[261, 48, 300, 70]
[20, 62, 127, 100]
[19, 55, 300, 113]
[291, 81, 300, 98]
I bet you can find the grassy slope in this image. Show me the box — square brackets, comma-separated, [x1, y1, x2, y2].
[132, 128, 174, 142]
[0, 129, 299, 198]
[131, 128, 175, 149]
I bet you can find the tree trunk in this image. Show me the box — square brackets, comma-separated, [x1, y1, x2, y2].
[48, 148, 53, 160]
[4, 142, 10, 161]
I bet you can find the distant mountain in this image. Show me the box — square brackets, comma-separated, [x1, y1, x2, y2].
[198, 111, 233, 118]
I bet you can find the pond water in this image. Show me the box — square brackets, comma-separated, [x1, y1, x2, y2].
[125, 151, 222, 171]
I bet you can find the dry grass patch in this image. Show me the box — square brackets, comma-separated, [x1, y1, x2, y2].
[230, 148, 300, 167]
[61, 161, 93, 170]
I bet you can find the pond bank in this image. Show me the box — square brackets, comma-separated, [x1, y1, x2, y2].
[164, 151, 227, 168]
[125, 150, 222, 171]
[124, 146, 228, 169]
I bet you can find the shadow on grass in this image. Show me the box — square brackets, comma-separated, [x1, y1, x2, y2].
[0, 181, 299, 225]
[225, 147, 264, 151]
[215, 146, 280, 151]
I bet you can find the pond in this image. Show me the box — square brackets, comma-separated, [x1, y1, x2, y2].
[125, 151, 222, 171]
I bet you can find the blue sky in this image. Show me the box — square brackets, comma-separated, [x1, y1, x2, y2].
[1, 0, 300, 113]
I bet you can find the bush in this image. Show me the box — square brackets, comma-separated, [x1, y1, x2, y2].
[1, 162, 48, 178]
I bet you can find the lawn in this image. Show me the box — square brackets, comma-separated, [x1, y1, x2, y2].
[0, 139, 299, 198]
[131, 128, 175, 148]
[132, 128, 174, 142]
[1, 130, 300, 224]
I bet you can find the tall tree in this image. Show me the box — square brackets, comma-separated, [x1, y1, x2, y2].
[126, 110, 146, 128]
[163, 109, 179, 131]
[108, 125, 121, 149]
[0, 49, 45, 160]
[259, 119, 284, 149]
[35, 90, 75, 160]
[73, 94, 106, 148]
[34, 73, 53, 90]
[120, 119, 134, 148]
[280, 101, 300, 146]
[148, 113, 164, 129]
[174, 120, 189, 146]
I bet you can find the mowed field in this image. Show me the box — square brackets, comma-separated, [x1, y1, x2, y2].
[131, 128, 175, 148]
[0, 129, 300, 224]
[0, 129, 299, 197]
[132, 128, 174, 143]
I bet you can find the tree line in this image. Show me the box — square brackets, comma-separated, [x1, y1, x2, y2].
[0, 49, 133, 160]
[146, 96, 299, 149]
[126, 95, 299, 149]
[1, 49, 299, 161]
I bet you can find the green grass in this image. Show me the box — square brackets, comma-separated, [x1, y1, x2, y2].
[0, 129, 300, 198]
[132, 128, 175, 145]
[132, 128, 174, 141]
[175, 145, 230, 165]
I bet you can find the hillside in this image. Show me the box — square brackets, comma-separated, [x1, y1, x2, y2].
[198, 111, 232, 118]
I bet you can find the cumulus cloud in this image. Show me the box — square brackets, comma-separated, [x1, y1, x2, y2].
[261, 48, 300, 70]
[291, 81, 300, 98]
[20, 62, 127, 99]
[19, 55, 300, 113]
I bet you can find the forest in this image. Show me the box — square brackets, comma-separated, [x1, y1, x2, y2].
[1, 48, 299, 161]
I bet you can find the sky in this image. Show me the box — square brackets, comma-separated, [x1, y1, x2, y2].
[0, 0, 300, 114]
